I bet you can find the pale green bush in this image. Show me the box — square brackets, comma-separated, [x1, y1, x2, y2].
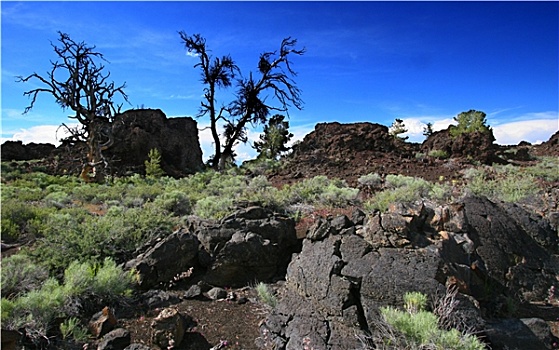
[285, 176, 358, 207]
[365, 175, 450, 212]
[150, 190, 191, 216]
[1, 254, 49, 299]
[44, 190, 72, 207]
[464, 165, 540, 202]
[256, 282, 277, 308]
[376, 291, 485, 350]
[2, 258, 133, 344]
[358, 173, 383, 189]
[428, 149, 450, 159]
[193, 196, 235, 219]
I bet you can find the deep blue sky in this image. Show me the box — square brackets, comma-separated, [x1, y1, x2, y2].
[2, 1, 558, 161]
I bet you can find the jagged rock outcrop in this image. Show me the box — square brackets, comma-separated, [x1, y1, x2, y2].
[125, 229, 200, 290]
[0, 141, 55, 161]
[258, 195, 559, 350]
[126, 206, 300, 290]
[189, 206, 301, 287]
[421, 128, 503, 165]
[106, 108, 203, 176]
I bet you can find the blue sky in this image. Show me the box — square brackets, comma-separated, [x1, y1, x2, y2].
[2, 1, 558, 162]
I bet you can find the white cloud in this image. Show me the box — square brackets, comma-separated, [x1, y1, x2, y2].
[398, 116, 456, 143]
[493, 119, 558, 145]
[399, 112, 558, 145]
[2, 124, 76, 145]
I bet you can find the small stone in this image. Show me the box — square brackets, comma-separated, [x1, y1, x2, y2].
[207, 287, 227, 300]
[97, 328, 130, 350]
[183, 285, 203, 299]
[150, 308, 186, 349]
[237, 297, 249, 305]
[89, 306, 117, 339]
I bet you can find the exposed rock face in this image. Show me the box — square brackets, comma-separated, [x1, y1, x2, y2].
[0, 141, 55, 161]
[274, 122, 420, 185]
[190, 206, 301, 287]
[421, 128, 502, 165]
[107, 109, 203, 176]
[125, 229, 200, 290]
[126, 206, 300, 290]
[97, 328, 131, 350]
[89, 307, 118, 339]
[258, 195, 559, 349]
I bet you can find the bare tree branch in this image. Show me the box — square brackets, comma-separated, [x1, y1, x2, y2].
[17, 31, 129, 183]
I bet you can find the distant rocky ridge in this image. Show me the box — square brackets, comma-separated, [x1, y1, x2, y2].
[270, 122, 558, 186]
[0, 109, 204, 177]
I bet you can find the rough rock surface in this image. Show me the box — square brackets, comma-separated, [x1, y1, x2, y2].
[421, 128, 502, 165]
[190, 206, 300, 287]
[97, 328, 131, 350]
[106, 109, 203, 176]
[258, 195, 559, 349]
[270, 122, 558, 187]
[534, 130, 559, 157]
[125, 229, 200, 290]
[126, 206, 300, 290]
[150, 308, 188, 350]
[89, 307, 118, 339]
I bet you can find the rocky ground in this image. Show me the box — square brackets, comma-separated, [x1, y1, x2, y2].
[2, 122, 558, 350]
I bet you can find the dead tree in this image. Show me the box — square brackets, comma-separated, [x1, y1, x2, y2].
[17, 31, 128, 183]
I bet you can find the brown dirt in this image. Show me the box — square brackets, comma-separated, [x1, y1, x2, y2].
[120, 289, 267, 349]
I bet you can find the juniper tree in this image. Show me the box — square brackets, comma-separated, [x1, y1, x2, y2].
[450, 109, 491, 137]
[389, 118, 409, 141]
[17, 32, 128, 183]
[254, 114, 294, 160]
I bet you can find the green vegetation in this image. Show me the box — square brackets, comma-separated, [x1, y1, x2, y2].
[254, 114, 294, 160]
[364, 174, 451, 212]
[1, 153, 554, 346]
[255, 282, 278, 308]
[60, 317, 89, 342]
[145, 148, 165, 178]
[463, 164, 544, 203]
[389, 118, 409, 141]
[1, 258, 134, 345]
[428, 149, 450, 159]
[376, 291, 484, 350]
[449, 110, 491, 138]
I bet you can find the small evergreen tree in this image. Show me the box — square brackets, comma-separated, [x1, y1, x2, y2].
[449, 109, 490, 137]
[389, 118, 409, 141]
[254, 114, 294, 160]
[145, 148, 164, 178]
[423, 122, 434, 137]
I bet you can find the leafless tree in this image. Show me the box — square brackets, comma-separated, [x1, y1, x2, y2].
[17, 31, 128, 183]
